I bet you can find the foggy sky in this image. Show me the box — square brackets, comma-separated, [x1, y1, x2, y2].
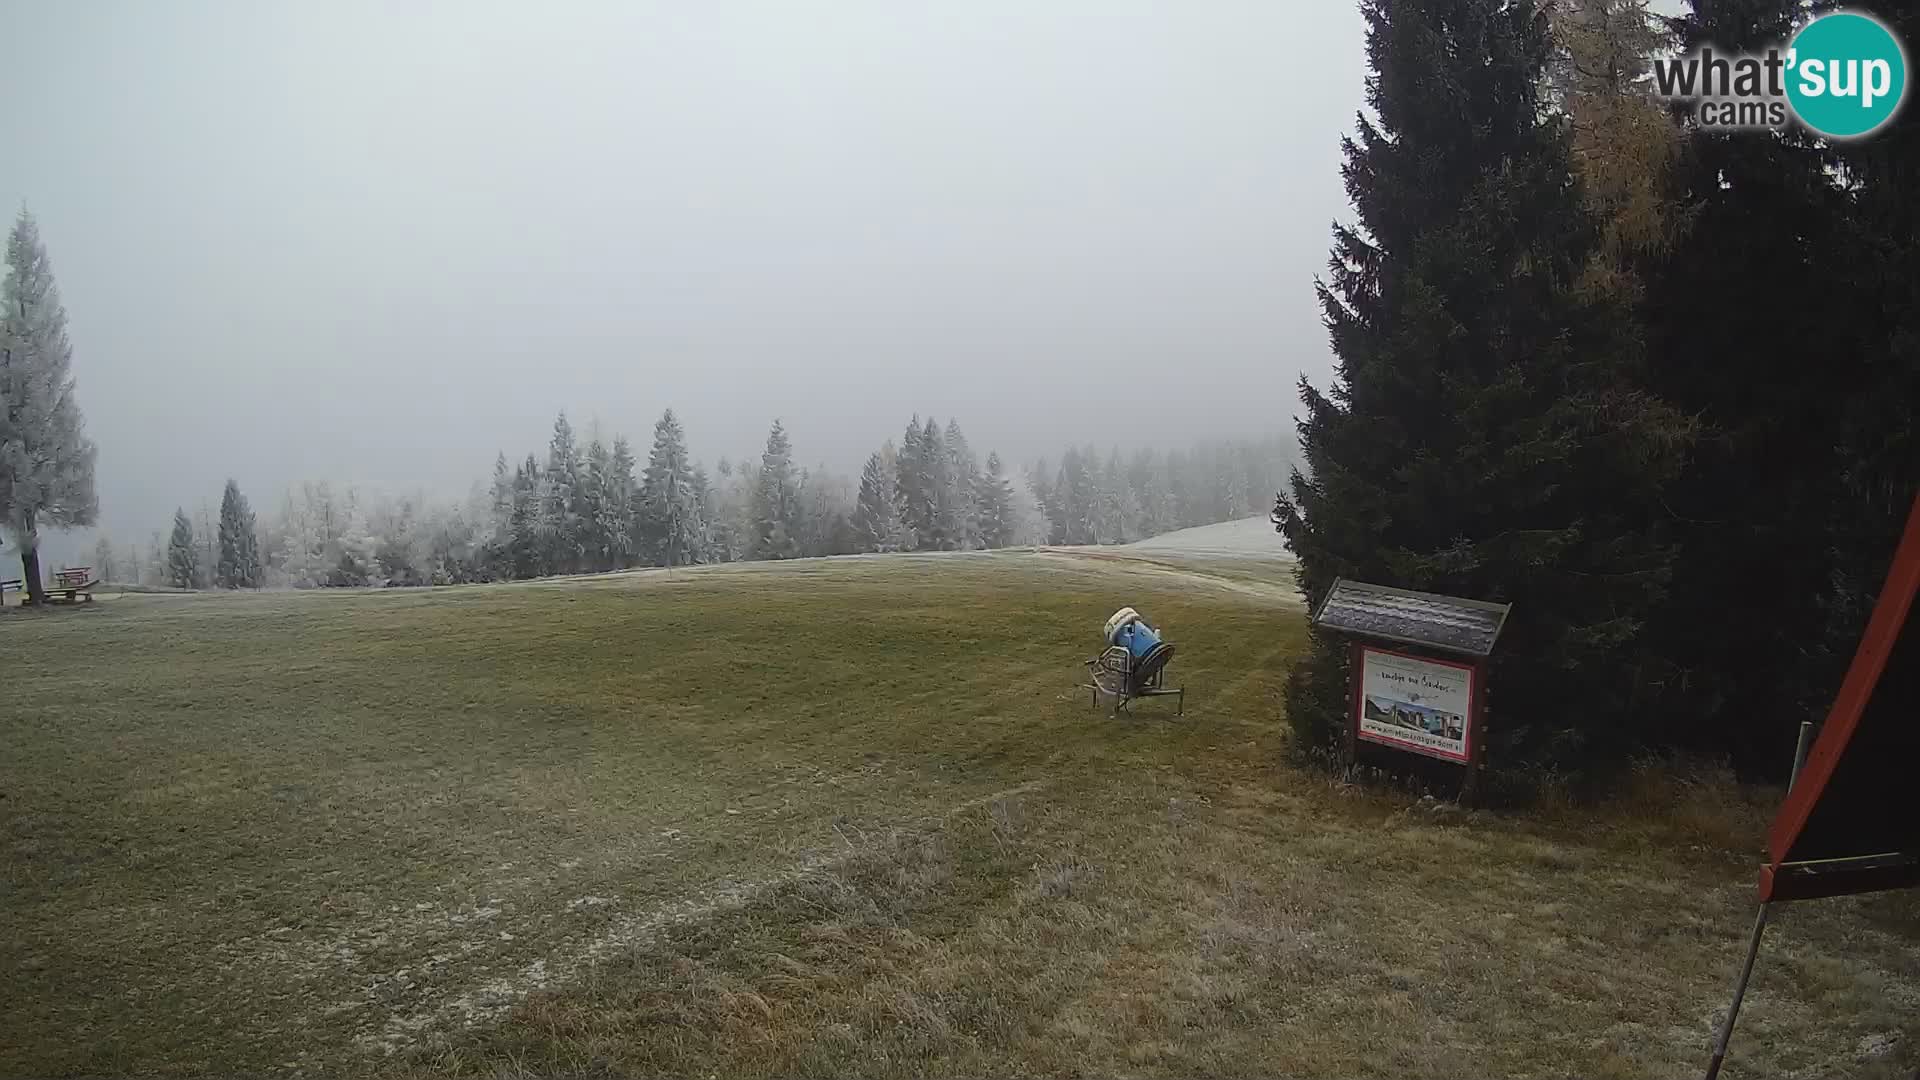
[4, 1, 1364, 541]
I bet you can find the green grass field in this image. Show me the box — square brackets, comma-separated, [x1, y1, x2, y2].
[3, 551, 1916, 1078]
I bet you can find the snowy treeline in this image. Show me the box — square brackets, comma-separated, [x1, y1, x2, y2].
[1030, 437, 1295, 546]
[131, 480, 487, 589]
[849, 416, 1040, 555]
[112, 412, 1288, 589]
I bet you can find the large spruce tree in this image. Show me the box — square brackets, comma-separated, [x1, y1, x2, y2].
[1826, 0, 1920, 681]
[1634, 0, 1883, 773]
[1275, 0, 1690, 776]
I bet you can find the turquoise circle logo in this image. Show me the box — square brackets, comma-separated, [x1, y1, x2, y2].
[1786, 11, 1908, 138]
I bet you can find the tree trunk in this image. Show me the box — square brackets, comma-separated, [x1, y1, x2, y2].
[19, 516, 46, 606]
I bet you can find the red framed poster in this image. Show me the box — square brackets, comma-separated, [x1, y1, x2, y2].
[1351, 643, 1478, 764]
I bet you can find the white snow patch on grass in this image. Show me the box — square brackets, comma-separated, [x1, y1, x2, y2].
[1125, 515, 1291, 558]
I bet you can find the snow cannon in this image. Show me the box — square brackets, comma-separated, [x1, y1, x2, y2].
[1103, 607, 1177, 692]
[1081, 607, 1186, 715]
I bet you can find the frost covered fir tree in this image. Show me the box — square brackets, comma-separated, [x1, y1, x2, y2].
[705, 456, 755, 564]
[1094, 450, 1140, 544]
[854, 447, 909, 553]
[166, 508, 199, 588]
[331, 491, 379, 586]
[974, 452, 1016, 549]
[605, 436, 638, 567]
[276, 487, 323, 587]
[509, 455, 542, 578]
[0, 211, 98, 604]
[893, 416, 929, 549]
[640, 408, 705, 567]
[487, 452, 514, 570]
[750, 420, 801, 560]
[1052, 448, 1097, 545]
[578, 438, 611, 572]
[215, 478, 261, 588]
[688, 463, 715, 563]
[918, 418, 954, 550]
[1138, 453, 1177, 537]
[797, 466, 856, 557]
[92, 535, 116, 582]
[1026, 459, 1059, 543]
[541, 412, 583, 574]
[943, 419, 981, 549]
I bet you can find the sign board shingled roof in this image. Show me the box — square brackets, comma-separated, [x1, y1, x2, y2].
[1311, 578, 1512, 658]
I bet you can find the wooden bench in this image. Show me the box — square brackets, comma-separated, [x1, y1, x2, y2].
[0, 578, 21, 605]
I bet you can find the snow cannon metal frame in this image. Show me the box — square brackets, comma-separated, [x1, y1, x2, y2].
[1081, 607, 1184, 716]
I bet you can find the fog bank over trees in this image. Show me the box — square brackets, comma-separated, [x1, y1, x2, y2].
[1, 3, 1363, 553]
[105, 413, 1293, 589]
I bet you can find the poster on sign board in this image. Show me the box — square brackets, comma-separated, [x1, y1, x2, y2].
[1356, 646, 1474, 763]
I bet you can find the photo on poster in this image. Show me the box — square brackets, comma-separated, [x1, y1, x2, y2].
[1357, 647, 1473, 762]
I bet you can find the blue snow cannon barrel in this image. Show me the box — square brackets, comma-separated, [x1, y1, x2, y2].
[1104, 607, 1176, 691]
[1116, 619, 1163, 663]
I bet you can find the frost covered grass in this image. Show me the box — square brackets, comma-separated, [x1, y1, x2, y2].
[2, 552, 1915, 1078]
[1, 552, 1287, 1075]
[389, 768, 1920, 1080]
[1123, 514, 1294, 559]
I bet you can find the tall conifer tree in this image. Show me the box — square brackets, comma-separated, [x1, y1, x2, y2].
[1635, 0, 1878, 771]
[975, 451, 1016, 549]
[640, 408, 704, 567]
[166, 508, 199, 589]
[751, 420, 801, 560]
[1274, 0, 1689, 774]
[1, 211, 98, 604]
[215, 478, 260, 588]
[854, 449, 909, 553]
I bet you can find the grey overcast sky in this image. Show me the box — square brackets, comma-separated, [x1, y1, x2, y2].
[4, 1, 1366, 539]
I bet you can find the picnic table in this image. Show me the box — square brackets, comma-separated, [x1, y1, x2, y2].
[48, 567, 98, 604]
